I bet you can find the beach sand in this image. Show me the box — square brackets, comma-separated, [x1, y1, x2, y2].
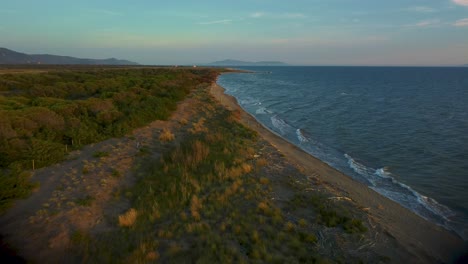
[210, 81, 466, 263]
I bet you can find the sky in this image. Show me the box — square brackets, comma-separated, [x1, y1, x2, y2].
[1, 0, 468, 66]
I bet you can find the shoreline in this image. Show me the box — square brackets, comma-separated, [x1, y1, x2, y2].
[210, 81, 466, 262]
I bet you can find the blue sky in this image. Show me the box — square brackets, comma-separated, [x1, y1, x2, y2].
[1, 0, 467, 65]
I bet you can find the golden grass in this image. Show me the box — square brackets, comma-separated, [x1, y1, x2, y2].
[228, 110, 241, 122]
[159, 128, 175, 142]
[186, 140, 210, 168]
[205, 132, 223, 143]
[259, 177, 270, 185]
[189, 117, 208, 134]
[118, 208, 138, 227]
[190, 195, 202, 221]
[179, 118, 188, 125]
[256, 158, 268, 168]
[241, 163, 252, 174]
[257, 201, 269, 213]
[285, 221, 295, 232]
[146, 251, 159, 261]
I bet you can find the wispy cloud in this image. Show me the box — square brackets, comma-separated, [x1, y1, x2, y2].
[452, 0, 468, 6]
[249, 12, 306, 19]
[405, 6, 437, 13]
[282, 13, 307, 19]
[408, 19, 441, 27]
[198, 19, 232, 25]
[263, 35, 389, 47]
[250, 12, 266, 18]
[453, 18, 468, 26]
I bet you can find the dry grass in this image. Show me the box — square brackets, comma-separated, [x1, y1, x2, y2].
[285, 221, 295, 232]
[257, 201, 269, 213]
[118, 208, 138, 227]
[146, 251, 159, 261]
[159, 128, 175, 142]
[241, 163, 252, 174]
[190, 195, 202, 221]
[256, 158, 268, 168]
[189, 118, 208, 134]
[228, 110, 241, 122]
[186, 140, 210, 168]
[179, 118, 188, 125]
[259, 177, 270, 185]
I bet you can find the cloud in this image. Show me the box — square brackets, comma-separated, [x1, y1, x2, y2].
[198, 19, 232, 25]
[263, 35, 389, 47]
[452, 0, 468, 6]
[405, 6, 437, 13]
[408, 19, 441, 27]
[250, 12, 265, 18]
[282, 13, 307, 19]
[453, 18, 468, 26]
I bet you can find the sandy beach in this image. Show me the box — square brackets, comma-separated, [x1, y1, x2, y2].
[210, 80, 466, 263]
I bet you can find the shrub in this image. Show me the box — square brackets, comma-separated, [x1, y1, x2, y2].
[159, 128, 175, 142]
[118, 208, 138, 227]
[75, 195, 95, 206]
[93, 151, 109, 158]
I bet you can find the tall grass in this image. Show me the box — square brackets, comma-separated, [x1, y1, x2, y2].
[69, 87, 369, 263]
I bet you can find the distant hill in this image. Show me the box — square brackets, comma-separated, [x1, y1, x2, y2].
[0, 47, 138, 65]
[206, 59, 288, 66]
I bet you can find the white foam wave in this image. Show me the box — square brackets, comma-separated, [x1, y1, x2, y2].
[345, 154, 455, 221]
[271, 115, 291, 135]
[375, 167, 392, 179]
[239, 97, 260, 106]
[417, 194, 455, 220]
[344, 154, 375, 181]
[256, 107, 272, 114]
[296, 129, 309, 143]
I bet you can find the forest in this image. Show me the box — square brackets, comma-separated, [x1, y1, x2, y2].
[0, 67, 219, 210]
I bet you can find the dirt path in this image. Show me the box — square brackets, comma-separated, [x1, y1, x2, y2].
[210, 82, 466, 263]
[0, 92, 200, 262]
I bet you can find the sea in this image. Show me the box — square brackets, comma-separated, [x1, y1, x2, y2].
[217, 66, 468, 240]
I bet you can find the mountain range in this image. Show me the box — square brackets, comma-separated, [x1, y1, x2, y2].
[0, 47, 138, 65]
[206, 59, 288, 66]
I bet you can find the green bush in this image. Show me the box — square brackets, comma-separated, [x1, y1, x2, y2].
[0, 68, 220, 212]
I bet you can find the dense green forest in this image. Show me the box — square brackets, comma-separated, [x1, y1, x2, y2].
[0, 67, 219, 210]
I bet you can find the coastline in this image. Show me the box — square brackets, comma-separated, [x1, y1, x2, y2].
[210, 80, 466, 262]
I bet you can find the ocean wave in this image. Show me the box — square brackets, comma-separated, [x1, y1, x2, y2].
[239, 97, 260, 106]
[256, 107, 272, 114]
[296, 129, 310, 143]
[271, 115, 293, 135]
[345, 153, 455, 222]
[375, 167, 393, 179]
[344, 154, 376, 184]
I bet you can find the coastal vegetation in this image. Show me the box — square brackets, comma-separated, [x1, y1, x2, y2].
[70, 86, 369, 263]
[0, 68, 219, 211]
[0, 67, 376, 263]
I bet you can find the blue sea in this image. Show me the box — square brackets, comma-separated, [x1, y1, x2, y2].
[217, 66, 468, 240]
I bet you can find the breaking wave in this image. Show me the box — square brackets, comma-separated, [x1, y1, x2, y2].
[296, 129, 309, 143]
[344, 153, 456, 226]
